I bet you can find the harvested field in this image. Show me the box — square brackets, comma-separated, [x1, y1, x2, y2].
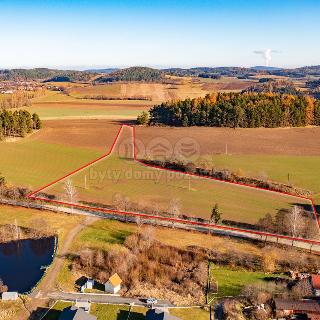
[30, 119, 122, 151]
[67, 78, 251, 102]
[135, 126, 320, 156]
[201, 79, 255, 91]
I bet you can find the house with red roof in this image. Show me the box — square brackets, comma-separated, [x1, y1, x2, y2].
[312, 275, 320, 296]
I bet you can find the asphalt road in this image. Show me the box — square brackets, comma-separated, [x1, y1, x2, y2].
[48, 291, 174, 307]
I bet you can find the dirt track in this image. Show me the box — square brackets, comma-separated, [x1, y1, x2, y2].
[31, 215, 98, 298]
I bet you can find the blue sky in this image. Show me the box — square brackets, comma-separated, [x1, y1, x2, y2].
[0, 0, 319, 69]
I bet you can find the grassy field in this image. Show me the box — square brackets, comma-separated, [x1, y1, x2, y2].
[210, 265, 274, 297]
[209, 154, 320, 195]
[170, 307, 210, 320]
[0, 139, 99, 189]
[39, 126, 311, 225]
[26, 91, 151, 120]
[0, 205, 83, 247]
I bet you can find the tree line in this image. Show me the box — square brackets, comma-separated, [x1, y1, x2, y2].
[0, 110, 41, 138]
[0, 68, 94, 82]
[95, 67, 163, 83]
[145, 92, 320, 128]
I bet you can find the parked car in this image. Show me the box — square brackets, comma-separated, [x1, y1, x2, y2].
[146, 298, 158, 305]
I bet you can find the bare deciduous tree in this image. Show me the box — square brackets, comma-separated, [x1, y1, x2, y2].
[168, 198, 181, 218]
[64, 179, 77, 213]
[112, 192, 131, 211]
[291, 279, 313, 299]
[287, 206, 304, 238]
[168, 198, 181, 228]
[80, 248, 94, 274]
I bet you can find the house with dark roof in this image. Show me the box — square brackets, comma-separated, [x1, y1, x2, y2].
[58, 306, 97, 320]
[146, 308, 181, 320]
[274, 298, 320, 320]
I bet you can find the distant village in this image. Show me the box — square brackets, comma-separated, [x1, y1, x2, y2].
[0, 80, 62, 95]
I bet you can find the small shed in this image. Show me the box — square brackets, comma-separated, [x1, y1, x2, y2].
[312, 275, 320, 296]
[75, 300, 91, 312]
[1, 292, 18, 301]
[105, 273, 122, 294]
[80, 279, 94, 292]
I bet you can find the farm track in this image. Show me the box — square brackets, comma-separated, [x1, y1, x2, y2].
[30, 215, 99, 299]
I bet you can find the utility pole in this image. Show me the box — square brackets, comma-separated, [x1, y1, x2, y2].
[84, 175, 88, 189]
[225, 143, 228, 155]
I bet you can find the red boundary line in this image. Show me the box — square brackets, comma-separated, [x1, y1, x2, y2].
[27, 124, 320, 246]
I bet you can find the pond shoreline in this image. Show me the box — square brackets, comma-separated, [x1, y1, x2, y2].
[0, 236, 57, 293]
[0, 223, 56, 245]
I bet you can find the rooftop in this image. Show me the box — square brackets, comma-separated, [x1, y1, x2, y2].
[312, 275, 320, 290]
[108, 273, 122, 287]
[274, 299, 320, 313]
[58, 306, 96, 320]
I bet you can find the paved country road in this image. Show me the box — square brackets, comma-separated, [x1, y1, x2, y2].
[1, 198, 320, 254]
[47, 291, 174, 307]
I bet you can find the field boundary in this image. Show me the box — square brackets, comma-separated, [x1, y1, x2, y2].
[28, 124, 320, 246]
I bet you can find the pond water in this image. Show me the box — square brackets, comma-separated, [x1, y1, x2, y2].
[0, 237, 55, 293]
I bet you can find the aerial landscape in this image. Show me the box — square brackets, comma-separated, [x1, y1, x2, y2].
[1, 1, 320, 319]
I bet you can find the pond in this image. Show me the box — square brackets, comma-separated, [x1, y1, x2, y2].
[0, 236, 55, 293]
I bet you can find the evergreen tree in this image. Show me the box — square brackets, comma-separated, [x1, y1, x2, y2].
[211, 203, 221, 224]
[136, 111, 149, 125]
[147, 92, 320, 128]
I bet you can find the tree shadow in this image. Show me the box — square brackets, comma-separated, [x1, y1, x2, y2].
[94, 281, 105, 291]
[117, 310, 145, 320]
[111, 119, 137, 126]
[29, 307, 61, 320]
[291, 202, 313, 213]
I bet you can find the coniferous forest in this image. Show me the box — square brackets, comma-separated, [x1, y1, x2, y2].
[147, 92, 320, 128]
[0, 110, 41, 138]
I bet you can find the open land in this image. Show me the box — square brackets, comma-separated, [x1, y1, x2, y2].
[36, 125, 312, 226]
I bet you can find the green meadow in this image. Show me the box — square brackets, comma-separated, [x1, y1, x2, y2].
[0, 140, 99, 189]
[207, 154, 320, 207]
